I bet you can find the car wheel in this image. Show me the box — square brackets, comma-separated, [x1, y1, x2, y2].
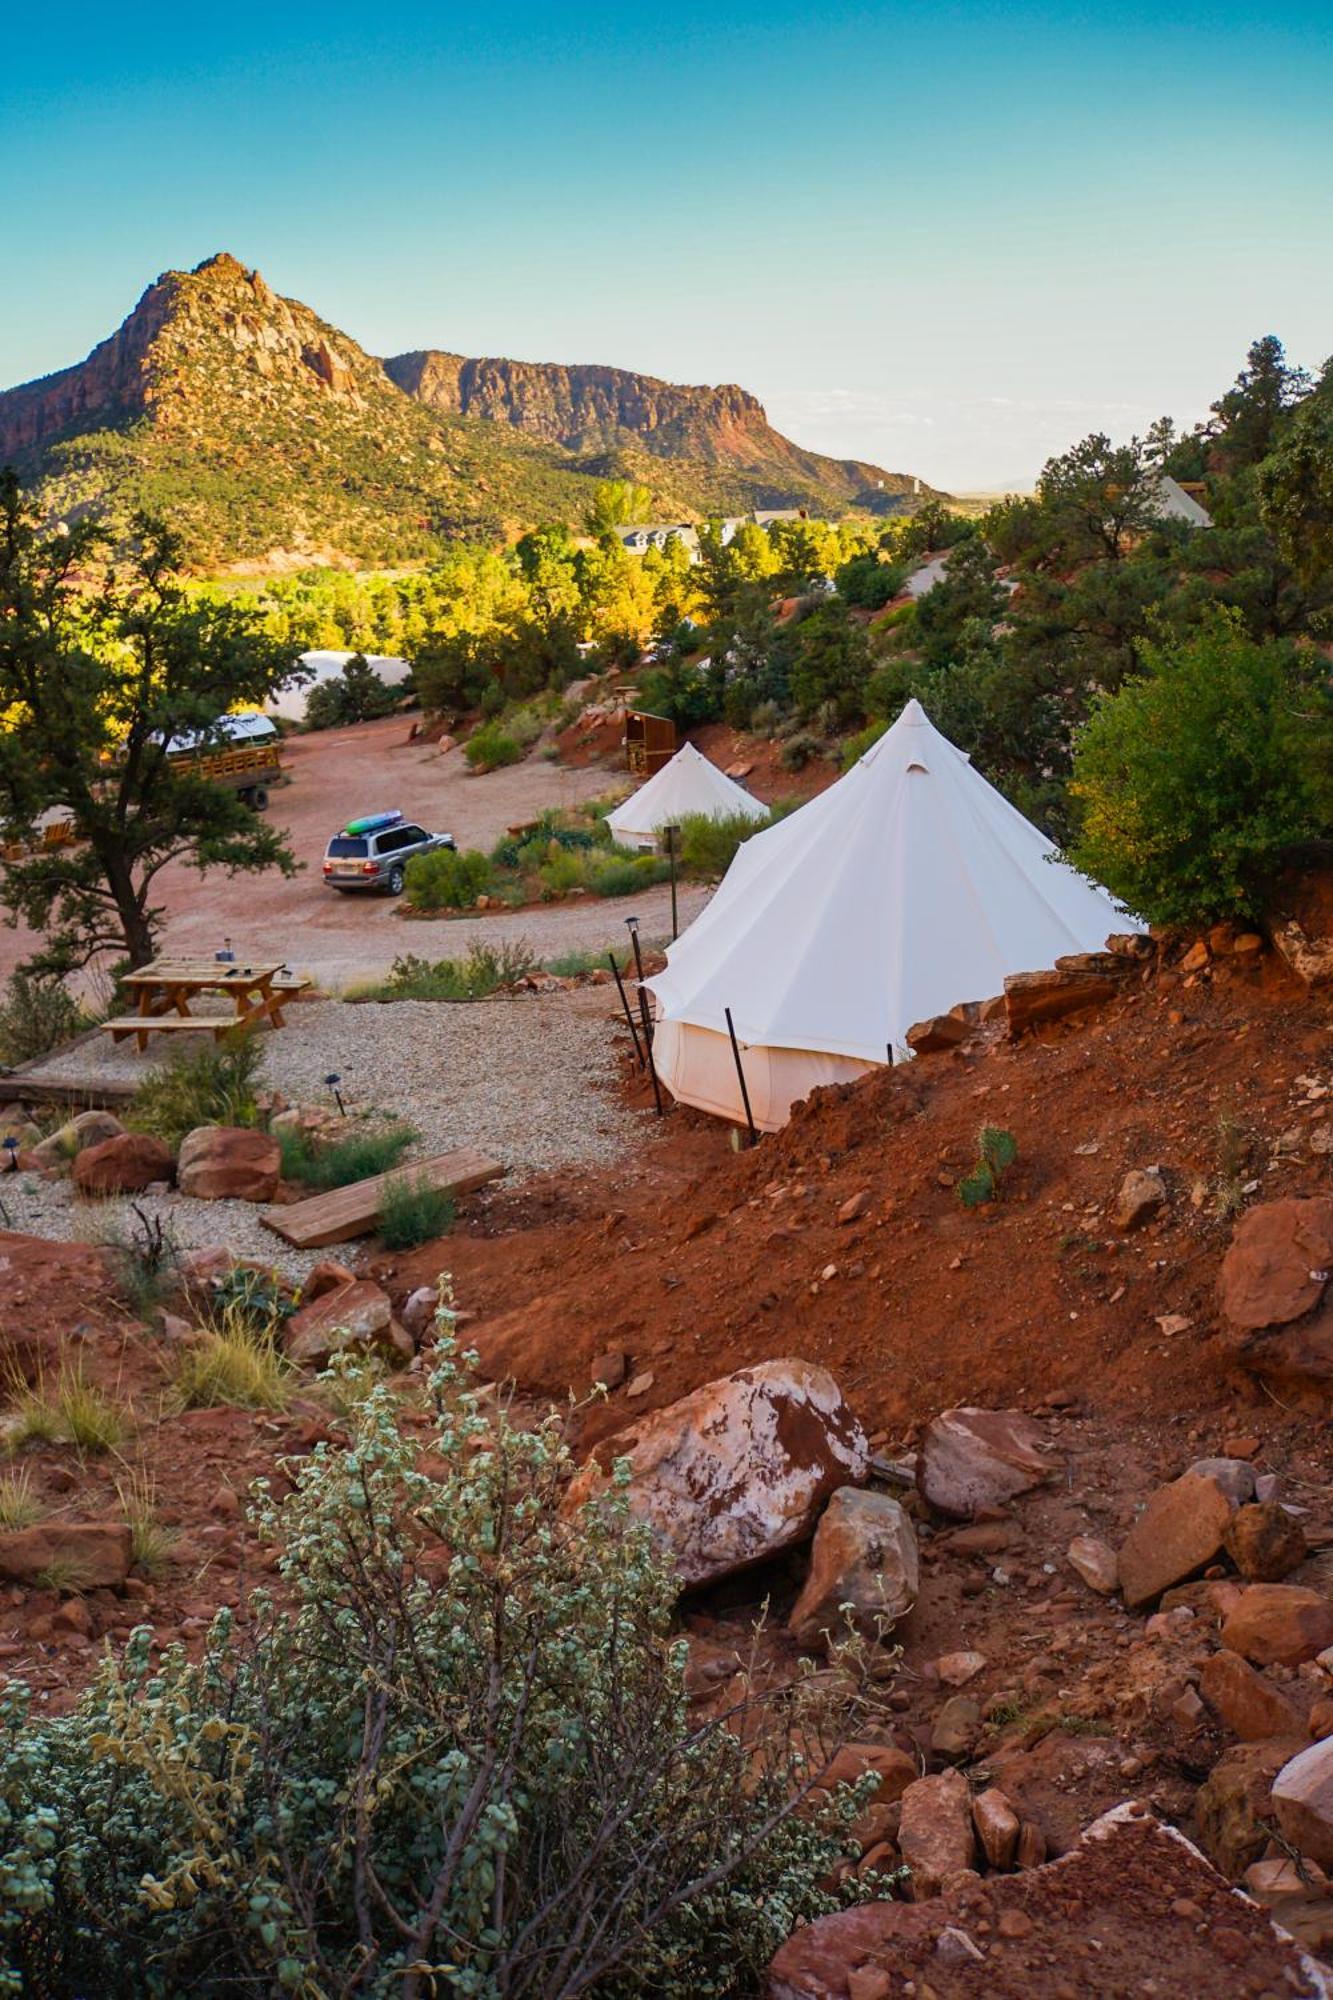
[387, 865, 405, 896]
[250, 786, 269, 811]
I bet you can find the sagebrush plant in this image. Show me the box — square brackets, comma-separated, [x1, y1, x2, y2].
[403, 845, 494, 911]
[463, 720, 524, 772]
[356, 940, 538, 1003]
[0, 970, 87, 1065]
[958, 1125, 1018, 1208]
[0, 1315, 870, 1996]
[127, 1033, 264, 1148]
[377, 1173, 454, 1251]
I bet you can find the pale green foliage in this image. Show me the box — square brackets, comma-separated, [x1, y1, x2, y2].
[128, 1033, 264, 1148]
[0, 1320, 868, 1995]
[958, 1125, 1018, 1208]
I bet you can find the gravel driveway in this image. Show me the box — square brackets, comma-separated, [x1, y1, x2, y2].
[16, 990, 653, 1282]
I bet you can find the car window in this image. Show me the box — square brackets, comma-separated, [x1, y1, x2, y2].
[327, 836, 368, 857]
[375, 829, 409, 853]
[399, 825, 426, 844]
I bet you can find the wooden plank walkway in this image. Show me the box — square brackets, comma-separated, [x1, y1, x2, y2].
[260, 1146, 504, 1249]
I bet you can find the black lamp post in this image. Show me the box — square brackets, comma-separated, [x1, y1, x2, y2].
[324, 1071, 347, 1117]
[663, 824, 680, 940]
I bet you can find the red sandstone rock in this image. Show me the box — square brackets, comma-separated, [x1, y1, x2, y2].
[897, 1768, 975, 1898]
[1221, 1586, 1333, 1669]
[1218, 1197, 1333, 1331]
[566, 1359, 868, 1588]
[72, 1131, 175, 1196]
[283, 1279, 405, 1367]
[177, 1125, 280, 1202]
[0, 1522, 131, 1589]
[1224, 1501, 1307, 1581]
[1117, 1470, 1235, 1610]
[1199, 1649, 1304, 1741]
[915, 1407, 1054, 1520]
[788, 1487, 918, 1650]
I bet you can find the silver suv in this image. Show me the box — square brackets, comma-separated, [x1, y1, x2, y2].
[321, 812, 456, 896]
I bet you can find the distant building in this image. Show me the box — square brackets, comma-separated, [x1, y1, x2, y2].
[271, 649, 412, 724]
[616, 523, 700, 557]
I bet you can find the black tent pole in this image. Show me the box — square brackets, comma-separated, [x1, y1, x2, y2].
[725, 1006, 759, 1148]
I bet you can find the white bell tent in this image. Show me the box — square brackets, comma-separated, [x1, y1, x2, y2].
[606, 741, 768, 850]
[645, 699, 1140, 1131]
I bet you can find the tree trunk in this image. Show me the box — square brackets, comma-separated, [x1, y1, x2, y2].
[102, 851, 155, 968]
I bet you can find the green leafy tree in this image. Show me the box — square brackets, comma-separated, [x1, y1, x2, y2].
[0, 474, 299, 970]
[1209, 334, 1312, 471]
[1068, 613, 1327, 926]
[583, 477, 654, 536]
[788, 601, 870, 722]
[304, 652, 405, 729]
[1258, 360, 1333, 583]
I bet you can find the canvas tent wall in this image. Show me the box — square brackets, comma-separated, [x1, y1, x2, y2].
[645, 700, 1141, 1131]
[606, 740, 768, 851]
[269, 651, 412, 724]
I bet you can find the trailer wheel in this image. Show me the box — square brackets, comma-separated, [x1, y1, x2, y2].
[250, 787, 269, 811]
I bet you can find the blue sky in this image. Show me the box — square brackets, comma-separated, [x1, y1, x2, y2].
[3, 1, 1331, 489]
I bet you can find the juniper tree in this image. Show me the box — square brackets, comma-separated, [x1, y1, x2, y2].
[0, 471, 299, 971]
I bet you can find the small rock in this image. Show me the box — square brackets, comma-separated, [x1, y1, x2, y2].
[916, 1407, 1054, 1520]
[283, 1279, 398, 1368]
[0, 1523, 131, 1589]
[845, 1970, 891, 2000]
[1113, 1167, 1166, 1232]
[1067, 1533, 1118, 1594]
[1221, 1586, 1333, 1668]
[624, 1371, 655, 1400]
[972, 1785, 1020, 1869]
[1016, 1820, 1046, 1868]
[997, 1908, 1033, 1939]
[1199, 1649, 1304, 1741]
[588, 1349, 628, 1391]
[1224, 1501, 1307, 1582]
[931, 1695, 981, 1758]
[1187, 1456, 1257, 1505]
[401, 1285, 441, 1341]
[1117, 1470, 1235, 1610]
[789, 1487, 918, 1652]
[898, 1768, 976, 1897]
[72, 1131, 175, 1196]
[837, 1190, 871, 1224]
[935, 1649, 987, 1687]
[1272, 1737, 1333, 1869]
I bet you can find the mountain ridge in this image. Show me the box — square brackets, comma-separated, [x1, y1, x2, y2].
[0, 254, 936, 570]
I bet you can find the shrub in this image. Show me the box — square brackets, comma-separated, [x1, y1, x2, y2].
[277, 1120, 415, 1190]
[93, 1203, 179, 1321]
[780, 732, 823, 771]
[463, 721, 524, 771]
[839, 719, 890, 770]
[0, 970, 87, 1065]
[750, 699, 782, 735]
[1069, 615, 1329, 926]
[378, 1173, 455, 1250]
[958, 1125, 1018, 1208]
[589, 851, 671, 897]
[676, 808, 771, 878]
[357, 940, 538, 1002]
[403, 845, 493, 911]
[113, 1468, 176, 1578]
[128, 1033, 264, 1148]
[0, 1334, 867, 1994]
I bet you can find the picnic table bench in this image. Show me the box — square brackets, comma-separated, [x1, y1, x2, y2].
[104, 957, 310, 1051]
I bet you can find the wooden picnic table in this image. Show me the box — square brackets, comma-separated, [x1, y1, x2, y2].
[105, 957, 309, 1050]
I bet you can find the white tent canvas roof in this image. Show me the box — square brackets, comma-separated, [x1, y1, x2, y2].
[606, 741, 768, 849]
[645, 699, 1141, 1130]
[268, 651, 412, 723]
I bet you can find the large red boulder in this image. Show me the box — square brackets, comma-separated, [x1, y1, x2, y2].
[177, 1125, 280, 1203]
[1219, 1198, 1333, 1331]
[916, 1407, 1055, 1520]
[284, 1279, 408, 1368]
[1117, 1470, 1235, 1610]
[73, 1131, 175, 1196]
[1221, 1585, 1333, 1668]
[565, 1359, 867, 1587]
[0, 1522, 131, 1589]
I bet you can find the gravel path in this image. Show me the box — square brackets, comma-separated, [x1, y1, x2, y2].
[15, 991, 653, 1282]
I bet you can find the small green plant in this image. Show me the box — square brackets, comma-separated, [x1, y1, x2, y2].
[377, 1172, 455, 1251]
[402, 845, 493, 911]
[780, 731, 823, 771]
[0, 969, 88, 1064]
[0, 1468, 40, 1531]
[128, 1032, 264, 1148]
[356, 939, 538, 1002]
[277, 1120, 416, 1190]
[33, 1555, 94, 1595]
[463, 721, 523, 771]
[958, 1125, 1018, 1208]
[209, 1264, 297, 1331]
[675, 807, 777, 878]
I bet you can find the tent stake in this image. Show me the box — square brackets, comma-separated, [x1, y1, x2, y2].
[609, 953, 645, 1068]
[725, 1006, 759, 1148]
[625, 916, 650, 1042]
[638, 989, 664, 1116]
